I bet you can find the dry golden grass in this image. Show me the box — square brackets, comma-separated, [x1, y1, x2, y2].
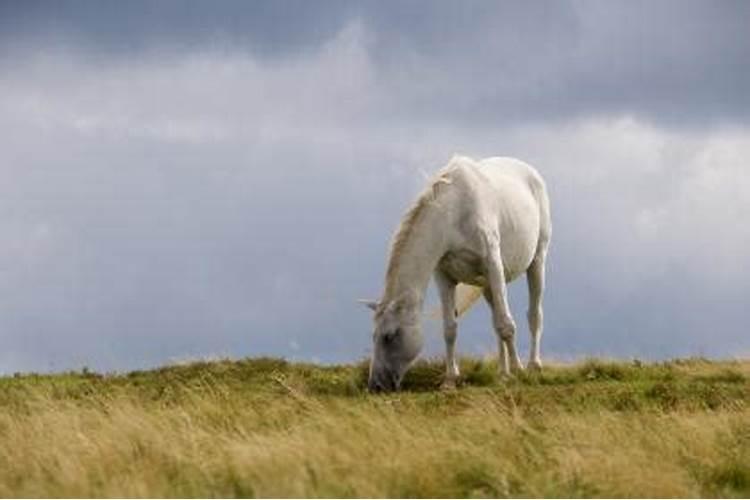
[0, 357, 748, 497]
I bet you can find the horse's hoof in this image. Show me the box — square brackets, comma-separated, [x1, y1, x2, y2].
[527, 361, 543, 372]
[510, 365, 525, 375]
[440, 379, 458, 391]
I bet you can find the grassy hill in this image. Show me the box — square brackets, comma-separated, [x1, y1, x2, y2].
[0, 357, 749, 497]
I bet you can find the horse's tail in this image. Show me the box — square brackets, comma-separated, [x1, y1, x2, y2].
[455, 284, 483, 317]
[428, 283, 483, 320]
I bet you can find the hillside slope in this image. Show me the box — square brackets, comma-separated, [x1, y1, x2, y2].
[0, 357, 749, 497]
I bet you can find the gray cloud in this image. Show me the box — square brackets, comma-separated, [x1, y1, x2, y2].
[0, 2, 748, 373]
[3, 1, 749, 126]
[0, 0, 354, 58]
[361, 1, 750, 126]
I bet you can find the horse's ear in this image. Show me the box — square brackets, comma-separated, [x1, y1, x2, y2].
[357, 299, 379, 311]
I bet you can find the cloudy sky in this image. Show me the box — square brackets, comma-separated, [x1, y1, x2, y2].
[1, 1, 748, 373]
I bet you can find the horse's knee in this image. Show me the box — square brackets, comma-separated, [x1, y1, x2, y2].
[445, 313, 457, 331]
[444, 322, 457, 343]
[494, 316, 516, 342]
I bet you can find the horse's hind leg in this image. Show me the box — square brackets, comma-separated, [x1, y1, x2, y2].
[526, 246, 547, 371]
[483, 234, 523, 376]
[434, 270, 460, 388]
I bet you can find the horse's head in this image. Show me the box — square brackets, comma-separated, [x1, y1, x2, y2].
[361, 296, 423, 392]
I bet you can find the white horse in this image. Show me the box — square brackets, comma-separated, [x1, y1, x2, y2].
[362, 155, 551, 392]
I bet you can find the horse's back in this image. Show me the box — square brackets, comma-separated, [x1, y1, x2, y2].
[476, 157, 547, 203]
[446, 156, 550, 280]
[483, 157, 550, 237]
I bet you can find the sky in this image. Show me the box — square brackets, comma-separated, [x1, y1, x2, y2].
[1, 1, 749, 373]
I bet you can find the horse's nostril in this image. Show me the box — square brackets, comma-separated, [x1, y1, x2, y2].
[389, 372, 400, 390]
[368, 378, 384, 393]
[368, 373, 399, 393]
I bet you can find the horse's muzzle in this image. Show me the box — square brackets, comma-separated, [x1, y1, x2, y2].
[368, 370, 401, 393]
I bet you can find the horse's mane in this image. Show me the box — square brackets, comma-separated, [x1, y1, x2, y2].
[383, 156, 469, 300]
[384, 194, 433, 297]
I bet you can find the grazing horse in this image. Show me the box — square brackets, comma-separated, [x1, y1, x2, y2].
[362, 155, 551, 392]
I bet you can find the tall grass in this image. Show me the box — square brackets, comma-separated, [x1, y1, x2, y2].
[0, 357, 748, 497]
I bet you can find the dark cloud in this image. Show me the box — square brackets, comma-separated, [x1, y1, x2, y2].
[0, 0, 354, 58]
[3, 1, 748, 125]
[361, 1, 750, 126]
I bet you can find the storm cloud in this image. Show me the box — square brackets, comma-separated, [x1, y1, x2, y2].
[0, 1, 748, 373]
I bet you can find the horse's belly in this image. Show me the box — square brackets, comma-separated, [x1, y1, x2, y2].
[438, 243, 531, 286]
[437, 250, 487, 287]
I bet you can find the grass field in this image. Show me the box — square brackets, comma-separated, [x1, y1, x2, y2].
[0, 356, 749, 498]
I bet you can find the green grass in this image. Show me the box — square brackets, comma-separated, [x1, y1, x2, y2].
[0, 357, 749, 497]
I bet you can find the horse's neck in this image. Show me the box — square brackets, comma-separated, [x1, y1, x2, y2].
[383, 208, 447, 308]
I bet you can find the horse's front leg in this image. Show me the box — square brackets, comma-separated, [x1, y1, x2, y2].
[434, 270, 459, 389]
[483, 234, 523, 376]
